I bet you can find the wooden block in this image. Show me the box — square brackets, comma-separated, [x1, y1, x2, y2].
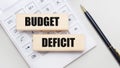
[33, 34, 85, 51]
[16, 14, 68, 31]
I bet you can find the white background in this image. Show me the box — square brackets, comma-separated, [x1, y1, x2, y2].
[0, 0, 120, 68]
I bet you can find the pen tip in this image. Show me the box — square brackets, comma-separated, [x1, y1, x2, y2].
[80, 5, 87, 12]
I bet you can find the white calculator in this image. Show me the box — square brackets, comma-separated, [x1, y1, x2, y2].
[0, 0, 96, 68]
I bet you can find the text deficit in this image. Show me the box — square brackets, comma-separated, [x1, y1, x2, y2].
[16, 14, 68, 31]
[33, 34, 85, 51]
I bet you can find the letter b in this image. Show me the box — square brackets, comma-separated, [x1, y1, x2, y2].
[25, 17, 30, 26]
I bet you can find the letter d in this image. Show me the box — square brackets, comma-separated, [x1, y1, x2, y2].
[42, 38, 47, 47]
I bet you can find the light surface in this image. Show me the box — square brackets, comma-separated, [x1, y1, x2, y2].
[0, 0, 120, 68]
[0, 0, 18, 11]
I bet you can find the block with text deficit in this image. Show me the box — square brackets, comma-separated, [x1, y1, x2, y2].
[33, 34, 85, 51]
[16, 14, 68, 31]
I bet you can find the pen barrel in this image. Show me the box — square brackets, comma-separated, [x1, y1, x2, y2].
[84, 11, 120, 65]
[85, 12, 111, 47]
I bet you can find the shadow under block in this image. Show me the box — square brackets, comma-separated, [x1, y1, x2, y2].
[16, 14, 68, 31]
[33, 34, 85, 51]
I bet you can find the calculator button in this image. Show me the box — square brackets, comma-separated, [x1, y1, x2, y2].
[15, 9, 25, 14]
[22, 43, 33, 54]
[23, 31, 32, 39]
[59, 6, 71, 14]
[69, 15, 76, 25]
[41, 4, 54, 13]
[69, 24, 83, 34]
[37, 0, 46, 4]
[54, 0, 65, 8]
[10, 27, 21, 38]
[17, 34, 31, 46]
[36, 0, 47, 7]
[4, 16, 15, 29]
[34, 10, 40, 14]
[25, 2, 37, 13]
[28, 52, 40, 61]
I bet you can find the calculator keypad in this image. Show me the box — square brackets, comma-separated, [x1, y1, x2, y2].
[1, 0, 84, 63]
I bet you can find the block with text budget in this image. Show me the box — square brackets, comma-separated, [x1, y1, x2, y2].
[33, 34, 85, 51]
[16, 14, 68, 31]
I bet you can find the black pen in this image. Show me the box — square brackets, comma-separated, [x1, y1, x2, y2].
[80, 5, 120, 65]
